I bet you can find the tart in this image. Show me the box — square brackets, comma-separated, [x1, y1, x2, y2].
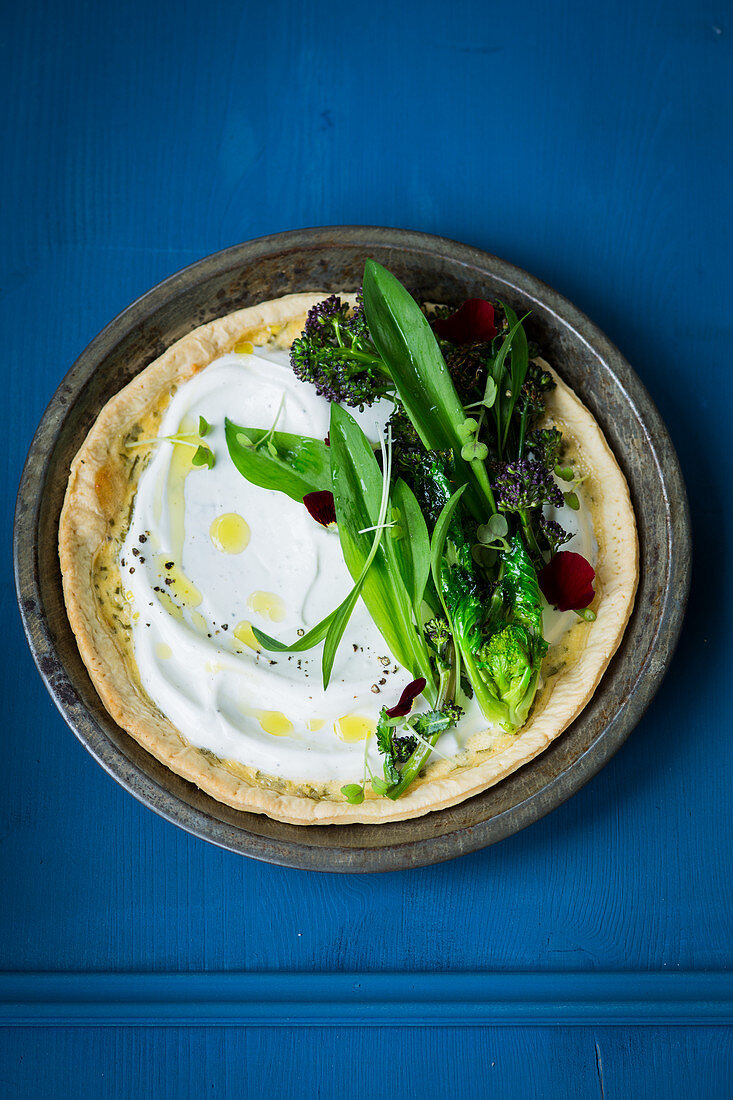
[59, 285, 638, 825]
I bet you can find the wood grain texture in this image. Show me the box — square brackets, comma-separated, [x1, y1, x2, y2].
[2, 0, 732, 1094]
[0, 1027, 731, 1100]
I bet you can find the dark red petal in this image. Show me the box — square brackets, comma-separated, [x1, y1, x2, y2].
[432, 299, 497, 345]
[323, 433, 330, 447]
[303, 490, 337, 527]
[386, 677, 427, 718]
[538, 551, 596, 612]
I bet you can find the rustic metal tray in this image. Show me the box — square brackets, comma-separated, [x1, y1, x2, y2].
[14, 227, 691, 871]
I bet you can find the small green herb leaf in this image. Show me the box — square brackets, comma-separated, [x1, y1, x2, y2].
[198, 415, 211, 437]
[460, 439, 488, 462]
[191, 445, 215, 469]
[341, 784, 365, 805]
[370, 776, 391, 796]
[477, 514, 509, 544]
[472, 544, 498, 569]
[565, 491, 580, 510]
[481, 376, 498, 409]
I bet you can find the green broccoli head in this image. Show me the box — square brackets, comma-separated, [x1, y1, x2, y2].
[479, 623, 548, 732]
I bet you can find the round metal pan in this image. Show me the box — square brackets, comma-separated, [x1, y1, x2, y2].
[14, 226, 691, 872]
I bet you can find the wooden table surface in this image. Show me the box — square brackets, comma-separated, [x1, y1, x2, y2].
[3, 0, 731, 1096]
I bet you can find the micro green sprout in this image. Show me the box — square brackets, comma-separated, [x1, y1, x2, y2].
[126, 425, 215, 468]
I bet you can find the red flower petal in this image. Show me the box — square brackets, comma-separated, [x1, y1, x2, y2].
[386, 677, 427, 718]
[538, 552, 596, 612]
[432, 299, 497, 345]
[303, 490, 336, 527]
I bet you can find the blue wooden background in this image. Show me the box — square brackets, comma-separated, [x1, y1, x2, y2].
[4, 0, 731, 1096]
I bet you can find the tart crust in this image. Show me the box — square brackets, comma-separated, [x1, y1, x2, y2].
[59, 294, 638, 825]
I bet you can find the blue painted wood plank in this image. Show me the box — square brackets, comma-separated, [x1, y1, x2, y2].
[0, 972, 731, 1027]
[1, 1026, 732, 1100]
[1, 0, 732, 1094]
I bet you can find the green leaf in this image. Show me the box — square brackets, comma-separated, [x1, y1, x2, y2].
[251, 609, 336, 654]
[329, 405, 434, 686]
[482, 376, 498, 409]
[375, 707, 401, 785]
[472, 544, 498, 569]
[411, 710, 452, 739]
[489, 311, 530, 450]
[502, 303, 530, 445]
[477, 514, 509, 543]
[428, 483, 468, 690]
[370, 776, 391, 795]
[191, 445, 214, 469]
[429, 484, 468, 597]
[389, 479, 431, 616]
[198, 415, 210, 437]
[321, 582, 365, 688]
[225, 418, 331, 502]
[340, 784, 365, 804]
[362, 260, 495, 516]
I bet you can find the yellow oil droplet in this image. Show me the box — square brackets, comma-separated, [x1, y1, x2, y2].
[247, 590, 286, 622]
[306, 718, 325, 732]
[165, 416, 197, 562]
[256, 710, 294, 737]
[234, 620, 261, 651]
[155, 642, 173, 660]
[234, 339, 254, 355]
[210, 512, 250, 554]
[190, 610, 207, 635]
[156, 590, 183, 621]
[156, 557, 203, 609]
[334, 715, 374, 743]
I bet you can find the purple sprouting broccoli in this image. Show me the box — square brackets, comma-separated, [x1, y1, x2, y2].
[539, 516, 572, 557]
[493, 458, 565, 512]
[290, 293, 393, 409]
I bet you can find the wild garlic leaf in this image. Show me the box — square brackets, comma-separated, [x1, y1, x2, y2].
[389, 479, 431, 617]
[251, 609, 336, 654]
[329, 405, 433, 685]
[429, 484, 468, 596]
[225, 418, 331, 502]
[502, 303, 530, 445]
[362, 260, 494, 517]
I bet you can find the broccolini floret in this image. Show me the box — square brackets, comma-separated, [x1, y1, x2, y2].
[478, 624, 546, 731]
[493, 458, 565, 512]
[290, 294, 393, 408]
[520, 361, 555, 428]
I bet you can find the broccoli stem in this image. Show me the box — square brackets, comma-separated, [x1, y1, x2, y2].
[518, 509, 542, 562]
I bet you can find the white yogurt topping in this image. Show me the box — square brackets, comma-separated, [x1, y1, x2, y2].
[120, 348, 595, 783]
